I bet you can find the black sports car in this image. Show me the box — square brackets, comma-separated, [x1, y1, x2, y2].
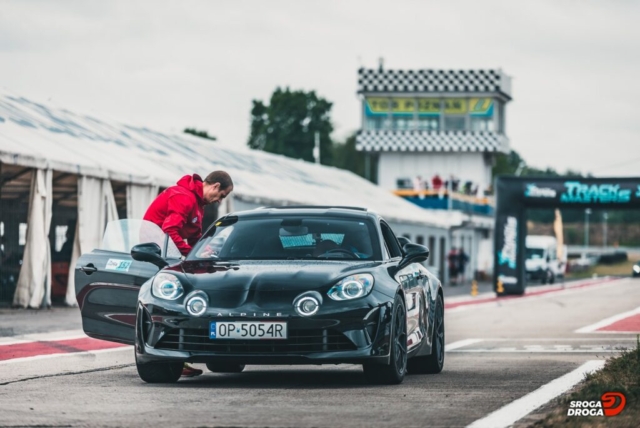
[75, 206, 445, 384]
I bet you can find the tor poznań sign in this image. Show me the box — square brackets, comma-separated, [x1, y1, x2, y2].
[494, 177, 640, 295]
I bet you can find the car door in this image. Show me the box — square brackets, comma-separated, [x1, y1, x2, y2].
[75, 220, 179, 345]
[379, 222, 424, 352]
[416, 263, 436, 348]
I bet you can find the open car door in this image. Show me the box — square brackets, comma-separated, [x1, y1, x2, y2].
[75, 220, 181, 345]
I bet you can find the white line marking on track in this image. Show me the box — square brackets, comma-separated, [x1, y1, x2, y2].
[0, 346, 130, 365]
[575, 306, 640, 333]
[445, 339, 484, 351]
[446, 277, 627, 312]
[451, 349, 621, 353]
[480, 338, 636, 341]
[444, 277, 622, 306]
[466, 360, 605, 428]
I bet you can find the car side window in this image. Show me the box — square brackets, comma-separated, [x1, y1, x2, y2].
[382, 240, 390, 259]
[380, 221, 402, 259]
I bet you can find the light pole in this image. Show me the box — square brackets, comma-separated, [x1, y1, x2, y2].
[313, 131, 320, 164]
[584, 208, 592, 249]
[603, 212, 608, 249]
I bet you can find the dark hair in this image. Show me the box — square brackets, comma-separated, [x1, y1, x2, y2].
[204, 170, 233, 190]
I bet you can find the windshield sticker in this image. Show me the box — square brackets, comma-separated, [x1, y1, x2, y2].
[105, 259, 132, 272]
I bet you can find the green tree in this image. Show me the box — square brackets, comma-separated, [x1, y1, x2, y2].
[184, 128, 217, 141]
[492, 149, 525, 177]
[331, 132, 378, 182]
[332, 133, 364, 176]
[247, 87, 334, 165]
[493, 149, 586, 179]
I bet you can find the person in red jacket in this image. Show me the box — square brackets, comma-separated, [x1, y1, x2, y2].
[144, 171, 233, 256]
[143, 171, 233, 378]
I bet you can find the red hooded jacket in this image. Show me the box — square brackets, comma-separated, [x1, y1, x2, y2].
[143, 174, 204, 255]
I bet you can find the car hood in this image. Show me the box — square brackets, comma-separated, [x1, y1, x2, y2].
[168, 260, 382, 310]
[176, 260, 380, 290]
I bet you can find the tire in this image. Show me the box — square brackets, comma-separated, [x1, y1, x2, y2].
[135, 352, 183, 384]
[363, 294, 407, 385]
[206, 362, 245, 373]
[407, 294, 445, 374]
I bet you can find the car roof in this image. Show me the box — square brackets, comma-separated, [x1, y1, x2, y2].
[228, 206, 379, 221]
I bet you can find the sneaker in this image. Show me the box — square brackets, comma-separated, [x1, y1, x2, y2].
[181, 363, 203, 377]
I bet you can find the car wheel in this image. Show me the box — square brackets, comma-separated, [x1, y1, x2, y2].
[549, 272, 555, 284]
[407, 294, 445, 374]
[206, 362, 245, 373]
[541, 270, 550, 284]
[135, 351, 182, 383]
[363, 294, 407, 385]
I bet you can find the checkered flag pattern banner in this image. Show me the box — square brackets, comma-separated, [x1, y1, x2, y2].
[355, 130, 508, 153]
[357, 68, 511, 96]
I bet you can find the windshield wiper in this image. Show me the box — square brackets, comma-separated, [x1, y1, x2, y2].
[205, 260, 240, 270]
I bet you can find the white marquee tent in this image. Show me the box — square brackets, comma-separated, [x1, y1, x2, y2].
[0, 91, 462, 307]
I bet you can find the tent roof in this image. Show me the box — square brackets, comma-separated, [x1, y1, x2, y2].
[0, 91, 458, 228]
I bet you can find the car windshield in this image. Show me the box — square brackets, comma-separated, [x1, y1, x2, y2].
[526, 248, 545, 259]
[190, 215, 381, 261]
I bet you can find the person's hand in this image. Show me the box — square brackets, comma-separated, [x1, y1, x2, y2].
[198, 244, 219, 258]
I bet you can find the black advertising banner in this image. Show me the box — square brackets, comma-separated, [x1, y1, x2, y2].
[493, 177, 527, 294]
[522, 179, 640, 208]
[494, 176, 640, 295]
[494, 213, 521, 293]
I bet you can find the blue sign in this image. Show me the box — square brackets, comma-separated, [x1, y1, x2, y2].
[560, 181, 631, 204]
[210, 322, 217, 339]
[497, 216, 517, 269]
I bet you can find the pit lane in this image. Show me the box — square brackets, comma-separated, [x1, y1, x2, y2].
[0, 277, 638, 427]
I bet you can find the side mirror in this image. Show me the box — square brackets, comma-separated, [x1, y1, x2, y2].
[398, 243, 430, 270]
[131, 242, 168, 269]
[397, 236, 411, 248]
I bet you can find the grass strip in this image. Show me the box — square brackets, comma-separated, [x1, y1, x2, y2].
[529, 336, 640, 427]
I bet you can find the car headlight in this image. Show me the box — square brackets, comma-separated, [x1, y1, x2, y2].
[633, 265, 640, 273]
[328, 274, 374, 301]
[151, 273, 184, 300]
[293, 292, 323, 317]
[185, 291, 208, 316]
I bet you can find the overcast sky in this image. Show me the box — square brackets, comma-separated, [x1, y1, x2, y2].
[1, 0, 638, 176]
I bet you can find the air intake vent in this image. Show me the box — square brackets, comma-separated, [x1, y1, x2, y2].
[155, 328, 356, 354]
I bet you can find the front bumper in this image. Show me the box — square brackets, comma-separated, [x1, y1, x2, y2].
[135, 300, 393, 366]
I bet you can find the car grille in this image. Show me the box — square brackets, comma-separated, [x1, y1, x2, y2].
[155, 328, 357, 354]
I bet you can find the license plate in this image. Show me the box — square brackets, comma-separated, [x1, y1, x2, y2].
[210, 321, 288, 340]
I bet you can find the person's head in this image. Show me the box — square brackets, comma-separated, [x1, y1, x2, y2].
[202, 171, 234, 205]
[313, 239, 338, 257]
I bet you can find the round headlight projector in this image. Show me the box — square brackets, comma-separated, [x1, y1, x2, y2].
[185, 292, 208, 317]
[293, 292, 322, 317]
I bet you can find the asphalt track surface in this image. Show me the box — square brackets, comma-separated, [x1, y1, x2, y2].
[1, 277, 638, 427]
